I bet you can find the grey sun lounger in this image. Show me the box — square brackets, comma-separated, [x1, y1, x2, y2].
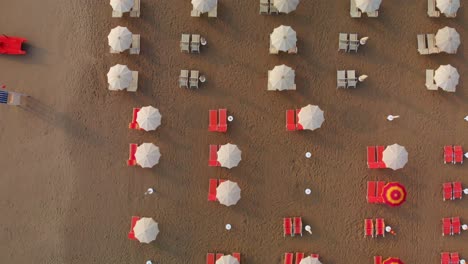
[191, 9, 201, 17]
[338, 33, 348, 52]
[130, 34, 140, 55]
[179, 70, 189, 88]
[190, 70, 200, 89]
[130, 0, 140, 17]
[127, 71, 139, 92]
[417, 34, 429, 55]
[260, 3, 269, 15]
[208, 6, 217, 17]
[350, 0, 362, 18]
[426, 34, 439, 54]
[191, 34, 200, 53]
[367, 11, 378, 17]
[269, 3, 279, 14]
[349, 34, 359, 52]
[347, 70, 357, 88]
[180, 34, 190, 53]
[112, 10, 123, 18]
[427, 0, 440, 17]
[426, 69, 438, 90]
[337, 70, 347, 89]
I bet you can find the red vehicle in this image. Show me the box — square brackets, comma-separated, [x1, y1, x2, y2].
[0, 35, 27, 55]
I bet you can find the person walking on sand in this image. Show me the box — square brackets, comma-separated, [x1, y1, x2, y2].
[387, 115, 400, 121]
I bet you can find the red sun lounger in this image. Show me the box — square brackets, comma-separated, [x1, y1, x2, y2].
[232, 253, 241, 263]
[441, 252, 450, 264]
[208, 110, 218, 132]
[208, 179, 218, 201]
[454, 146, 463, 164]
[286, 110, 296, 131]
[452, 217, 461, 235]
[376, 218, 385, 237]
[295, 252, 304, 264]
[374, 256, 382, 264]
[367, 181, 377, 203]
[208, 145, 220, 167]
[376, 181, 385, 203]
[444, 146, 454, 164]
[216, 253, 224, 260]
[284, 218, 293, 237]
[453, 182, 462, 199]
[442, 218, 451, 236]
[207, 253, 215, 264]
[129, 108, 141, 129]
[376, 146, 387, 168]
[284, 253, 293, 264]
[443, 183, 453, 201]
[451, 253, 460, 264]
[367, 146, 378, 169]
[293, 217, 302, 236]
[296, 109, 304, 130]
[218, 109, 227, 132]
[128, 216, 140, 240]
[365, 219, 374, 237]
[0, 35, 27, 55]
[127, 143, 138, 166]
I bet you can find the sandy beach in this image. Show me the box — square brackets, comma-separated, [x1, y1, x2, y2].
[0, 0, 467, 263]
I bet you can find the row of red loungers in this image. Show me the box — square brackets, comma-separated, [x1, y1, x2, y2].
[444, 145, 464, 164]
[443, 182, 464, 201]
[284, 253, 319, 264]
[285, 109, 304, 131]
[364, 218, 385, 238]
[442, 217, 462, 236]
[283, 217, 303, 237]
[441, 252, 460, 264]
[208, 109, 228, 132]
[206, 253, 240, 264]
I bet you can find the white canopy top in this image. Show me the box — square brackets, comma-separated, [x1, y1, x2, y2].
[107, 64, 133, 90]
[271, 25, 297, 51]
[268, 64, 295, 91]
[108, 26, 132, 52]
[110, 0, 134, 13]
[434, 64, 459, 92]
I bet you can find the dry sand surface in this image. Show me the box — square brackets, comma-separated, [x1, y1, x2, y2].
[0, 0, 467, 263]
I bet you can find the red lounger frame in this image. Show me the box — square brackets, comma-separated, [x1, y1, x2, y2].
[296, 109, 303, 130]
[367, 181, 377, 203]
[209, 110, 218, 132]
[311, 254, 319, 259]
[128, 143, 138, 166]
[216, 253, 224, 260]
[441, 253, 450, 264]
[209, 145, 220, 167]
[207, 253, 215, 264]
[284, 218, 292, 237]
[442, 218, 451, 236]
[376, 181, 385, 203]
[453, 182, 462, 199]
[444, 146, 454, 164]
[452, 217, 461, 235]
[286, 110, 296, 131]
[218, 109, 227, 132]
[454, 146, 463, 164]
[128, 216, 140, 240]
[451, 253, 460, 264]
[293, 217, 302, 236]
[376, 218, 385, 237]
[284, 253, 293, 264]
[295, 252, 304, 264]
[367, 146, 378, 169]
[232, 253, 241, 263]
[208, 179, 218, 201]
[129, 108, 141, 129]
[443, 183, 453, 201]
[376, 146, 387, 168]
[365, 219, 373, 237]
[374, 256, 382, 264]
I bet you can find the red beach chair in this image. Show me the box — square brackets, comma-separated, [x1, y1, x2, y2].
[442, 218, 451, 236]
[232, 253, 241, 263]
[443, 183, 453, 201]
[365, 219, 374, 237]
[376, 181, 385, 203]
[296, 109, 304, 130]
[452, 217, 461, 235]
[283, 218, 293, 237]
[295, 252, 304, 264]
[367, 181, 377, 203]
[453, 182, 462, 199]
[129, 108, 141, 129]
[284, 253, 293, 264]
[208, 179, 218, 201]
[444, 146, 454, 164]
[127, 143, 138, 166]
[367, 146, 378, 169]
[208, 110, 218, 132]
[376, 146, 387, 168]
[218, 109, 227, 132]
[454, 146, 463, 164]
[216, 253, 224, 260]
[293, 217, 302, 236]
[209, 145, 220, 167]
[207, 253, 215, 264]
[128, 216, 140, 240]
[376, 218, 385, 237]
[441, 252, 450, 264]
[451, 253, 460, 264]
[374, 256, 382, 264]
[286, 110, 296, 131]
[0, 35, 27, 55]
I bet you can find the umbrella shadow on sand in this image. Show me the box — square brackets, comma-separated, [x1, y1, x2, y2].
[19, 97, 105, 146]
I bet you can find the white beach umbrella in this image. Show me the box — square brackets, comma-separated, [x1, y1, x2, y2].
[273, 0, 300, 13]
[107, 64, 133, 90]
[216, 255, 240, 264]
[300, 257, 322, 264]
[137, 106, 162, 131]
[435, 27, 460, 54]
[355, 0, 382, 12]
[108, 26, 132, 52]
[135, 143, 161, 168]
[268, 65, 295, 91]
[217, 143, 242, 169]
[382, 144, 408, 170]
[270, 25, 297, 51]
[216, 181, 241, 207]
[110, 0, 134, 12]
[192, 0, 217, 13]
[133, 217, 159, 244]
[434, 64, 459, 92]
[436, 0, 460, 16]
[297, 104, 325, 131]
